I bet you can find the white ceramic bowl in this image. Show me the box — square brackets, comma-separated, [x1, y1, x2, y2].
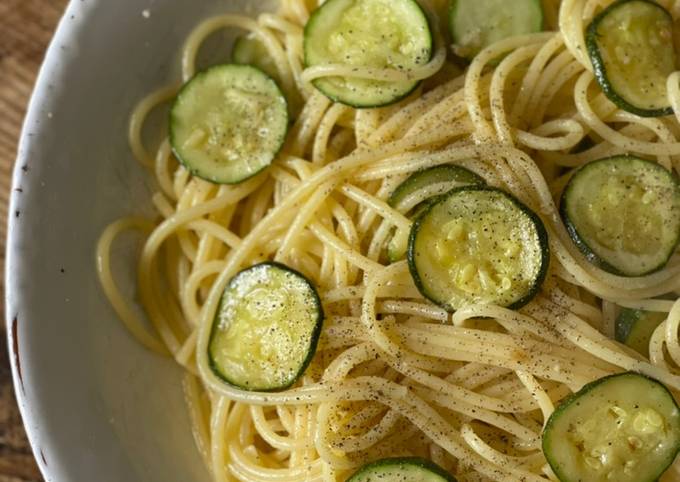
[6, 1, 274, 480]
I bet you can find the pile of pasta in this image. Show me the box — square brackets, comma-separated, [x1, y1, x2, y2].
[97, 0, 680, 480]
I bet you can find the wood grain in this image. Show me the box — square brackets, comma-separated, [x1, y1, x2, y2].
[0, 0, 68, 480]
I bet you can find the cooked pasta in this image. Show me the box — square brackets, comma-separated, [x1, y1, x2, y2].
[96, 0, 680, 480]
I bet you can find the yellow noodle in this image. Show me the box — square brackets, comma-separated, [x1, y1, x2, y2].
[96, 0, 680, 480]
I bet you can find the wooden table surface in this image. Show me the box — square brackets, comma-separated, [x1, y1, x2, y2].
[0, 0, 69, 480]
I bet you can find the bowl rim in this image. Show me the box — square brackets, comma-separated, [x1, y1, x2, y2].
[6, 0, 82, 479]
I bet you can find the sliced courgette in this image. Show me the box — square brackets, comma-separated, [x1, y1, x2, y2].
[615, 308, 666, 357]
[543, 372, 680, 482]
[449, 0, 544, 60]
[560, 156, 680, 277]
[170, 64, 288, 184]
[347, 457, 456, 482]
[232, 34, 279, 81]
[408, 186, 549, 312]
[208, 262, 323, 391]
[303, 0, 433, 108]
[387, 165, 485, 262]
[586, 0, 676, 117]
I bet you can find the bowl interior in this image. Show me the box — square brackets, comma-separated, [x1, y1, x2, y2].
[7, 0, 274, 480]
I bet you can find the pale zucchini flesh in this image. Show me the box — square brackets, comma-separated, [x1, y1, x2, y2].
[408, 186, 549, 311]
[304, 0, 433, 107]
[387, 165, 485, 262]
[543, 372, 680, 482]
[208, 262, 323, 391]
[348, 457, 456, 482]
[170, 64, 288, 184]
[586, 0, 676, 117]
[449, 0, 543, 60]
[561, 156, 680, 277]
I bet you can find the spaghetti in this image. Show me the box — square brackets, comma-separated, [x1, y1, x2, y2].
[97, 0, 680, 480]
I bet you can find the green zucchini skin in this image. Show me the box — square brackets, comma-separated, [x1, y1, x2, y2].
[559, 155, 680, 277]
[408, 186, 550, 312]
[208, 262, 324, 392]
[347, 457, 457, 482]
[543, 372, 680, 482]
[169, 64, 288, 185]
[615, 308, 666, 357]
[303, 0, 433, 108]
[586, 0, 675, 117]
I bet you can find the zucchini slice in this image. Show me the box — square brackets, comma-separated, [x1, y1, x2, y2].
[347, 457, 456, 482]
[232, 34, 279, 81]
[449, 0, 544, 60]
[543, 372, 680, 482]
[560, 156, 680, 277]
[586, 0, 677, 117]
[408, 186, 549, 312]
[170, 64, 288, 184]
[387, 165, 485, 262]
[615, 308, 666, 357]
[303, 0, 433, 108]
[208, 262, 323, 391]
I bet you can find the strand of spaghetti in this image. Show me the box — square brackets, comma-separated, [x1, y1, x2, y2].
[314, 403, 357, 470]
[250, 406, 312, 450]
[529, 57, 584, 129]
[128, 84, 179, 167]
[490, 43, 545, 144]
[227, 443, 324, 481]
[210, 397, 233, 482]
[465, 33, 555, 140]
[403, 335, 601, 388]
[668, 72, 680, 126]
[338, 184, 411, 231]
[400, 324, 613, 381]
[559, 0, 592, 70]
[448, 364, 509, 388]
[515, 119, 584, 152]
[515, 371, 555, 424]
[175, 329, 198, 368]
[276, 180, 338, 260]
[378, 300, 448, 323]
[300, 43, 447, 84]
[282, 0, 309, 25]
[574, 71, 680, 156]
[181, 261, 226, 323]
[367, 72, 466, 145]
[449, 304, 563, 345]
[460, 425, 546, 480]
[95, 218, 167, 354]
[412, 385, 540, 443]
[664, 300, 680, 367]
[258, 12, 303, 36]
[313, 104, 351, 164]
[288, 90, 331, 156]
[184, 373, 212, 470]
[542, 300, 680, 389]
[510, 34, 565, 123]
[308, 222, 382, 273]
[404, 90, 473, 140]
[614, 298, 675, 312]
[650, 322, 672, 371]
[155, 138, 177, 200]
